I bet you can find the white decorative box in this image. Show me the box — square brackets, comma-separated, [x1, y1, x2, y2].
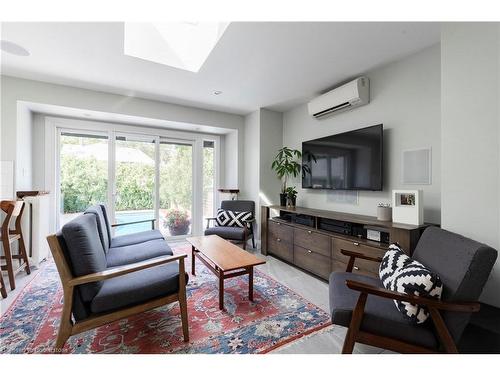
[392, 189, 423, 225]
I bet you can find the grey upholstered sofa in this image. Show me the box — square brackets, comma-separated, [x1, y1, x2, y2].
[47, 204, 189, 349]
[204, 200, 256, 249]
[329, 226, 497, 353]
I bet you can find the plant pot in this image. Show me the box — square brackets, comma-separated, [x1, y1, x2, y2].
[377, 206, 392, 221]
[168, 224, 190, 236]
[280, 193, 288, 207]
[287, 196, 296, 207]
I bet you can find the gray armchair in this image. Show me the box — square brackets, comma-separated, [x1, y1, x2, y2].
[205, 200, 255, 250]
[46, 211, 189, 351]
[329, 226, 497, 353]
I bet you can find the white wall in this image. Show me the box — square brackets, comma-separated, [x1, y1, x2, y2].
[259, 109, 283, 211]
[1, 75, 245, 190]
[441, 23, 500, 307]
[242, 110, 261, 237]
[241, 108, 283, 244]
[283, 45, 441, 223]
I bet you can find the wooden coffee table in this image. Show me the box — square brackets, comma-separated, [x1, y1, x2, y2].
[187, 235, 266, 310]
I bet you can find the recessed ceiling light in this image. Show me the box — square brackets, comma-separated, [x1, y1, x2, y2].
[213, 91, 222, 95]
[0, 40, 30, 56]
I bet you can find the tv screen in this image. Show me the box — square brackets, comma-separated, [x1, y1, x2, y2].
[302, 124, 383, 191]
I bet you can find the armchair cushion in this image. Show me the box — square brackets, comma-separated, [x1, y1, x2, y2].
[379, 244, 443, 324]
[329, 272, 439, 349]
[90, 262, 186, 314]
[110, 230, 164, 248]
[61, 214, 107, 302]
[215, 208, 252, 228]
[106, 239, 174, 268]
[204, 226, 247, 240]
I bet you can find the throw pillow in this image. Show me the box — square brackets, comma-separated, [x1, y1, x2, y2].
[215, 209, 252, 228]
[379, 243, 443, 324]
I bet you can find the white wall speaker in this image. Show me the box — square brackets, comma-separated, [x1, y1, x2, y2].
[402, 147, 431, 185]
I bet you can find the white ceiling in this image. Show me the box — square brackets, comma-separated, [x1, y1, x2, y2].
[1, 22, 441, 115]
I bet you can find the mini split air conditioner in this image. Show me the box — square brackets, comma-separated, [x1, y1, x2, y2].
[308, 77, 370, 118]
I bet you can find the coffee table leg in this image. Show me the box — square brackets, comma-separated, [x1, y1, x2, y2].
[248, 267, 254, 302]
[219, 272, 224, 310]
[191, 246, 196, 276]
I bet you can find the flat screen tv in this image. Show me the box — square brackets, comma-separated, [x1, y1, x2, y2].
[302, 124, 383, 191]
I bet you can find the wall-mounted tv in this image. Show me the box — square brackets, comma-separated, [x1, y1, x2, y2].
[302, 124, 383, 191]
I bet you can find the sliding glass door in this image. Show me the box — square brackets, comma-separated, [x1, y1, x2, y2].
[158, 140, 194, 237]
[59, 131, 109, 227]
[57, 124, 217, 238]
[113, 134, 156, 236]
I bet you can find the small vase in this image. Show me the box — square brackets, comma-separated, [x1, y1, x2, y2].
[287, 196, 296, 207]
[279, 193, 287, 207]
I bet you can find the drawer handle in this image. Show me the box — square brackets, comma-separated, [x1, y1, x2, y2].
[277, 238, 281, 242]
[307, 230, 312, 234]
[353, 266, 360, 270]
[353, 242, 360, 246]
[307, 250, 312, 254]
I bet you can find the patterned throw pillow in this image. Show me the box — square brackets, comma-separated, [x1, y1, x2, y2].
[379, 243, 443, 324]
[215, 209, 252, 228]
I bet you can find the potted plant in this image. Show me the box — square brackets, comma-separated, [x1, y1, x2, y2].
[285, 186, 298, 207]
[271, 147, 310, 206]
[163, 208, 190, 236]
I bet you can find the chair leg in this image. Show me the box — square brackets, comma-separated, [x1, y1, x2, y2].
[18, 233, 31, 275]
[342, 292, 368, 354]
[179, 294, 189, 342]
[2, 237, 16, 290]
[55, 288, 74, 352]
[0, 271, 7, 298]
[251, 236, 255, 249]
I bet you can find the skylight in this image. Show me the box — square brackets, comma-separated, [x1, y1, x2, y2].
[124, 22, 229, 73]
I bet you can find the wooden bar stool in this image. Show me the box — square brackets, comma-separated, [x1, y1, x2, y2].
[1, 200, 31, 292]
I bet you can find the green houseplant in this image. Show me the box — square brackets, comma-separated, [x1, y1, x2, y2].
[271, 147, 310, 206]
[162, 208, 190, 236]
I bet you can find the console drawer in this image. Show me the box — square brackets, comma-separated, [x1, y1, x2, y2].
[293, 228, 331, 257]
[294, 245, 331, 279]
[269, 220, 293, 241]
[332, 237, 387, 263]
[268, 236, 293, 262]
[331, 258, 380, 277]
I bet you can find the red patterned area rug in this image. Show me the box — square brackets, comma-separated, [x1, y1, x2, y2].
[0, 244, 331, 354]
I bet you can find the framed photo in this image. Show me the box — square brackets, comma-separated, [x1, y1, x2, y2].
[392, 189, 423, 225]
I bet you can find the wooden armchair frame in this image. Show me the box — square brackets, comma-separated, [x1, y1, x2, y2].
[339, 249, 480, 354]
[205, 217, 256, 250]
[46, 234, 189, 352]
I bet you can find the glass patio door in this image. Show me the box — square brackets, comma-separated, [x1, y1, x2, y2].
[58, 131, 109, 227]
[158, 140, 194, 237]
[113, 134, 157, 236]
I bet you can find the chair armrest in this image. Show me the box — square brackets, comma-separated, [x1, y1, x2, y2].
[111, 218, 156, 228]
[341, 249, 383, 273]
[341, 249, 383, 263]
[345, 279, 480, 313]
[69, 254, 187, 286]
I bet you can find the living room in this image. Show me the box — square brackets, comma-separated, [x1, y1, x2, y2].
[1, 0, 500, 372]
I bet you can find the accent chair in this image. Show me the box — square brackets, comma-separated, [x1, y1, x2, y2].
[204, 200, 256, 250]
[329, 226, 498, 354]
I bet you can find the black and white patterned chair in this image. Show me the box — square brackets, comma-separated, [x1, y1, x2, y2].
[329, 226, 497, 353]
[205, 200, 255, 250]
